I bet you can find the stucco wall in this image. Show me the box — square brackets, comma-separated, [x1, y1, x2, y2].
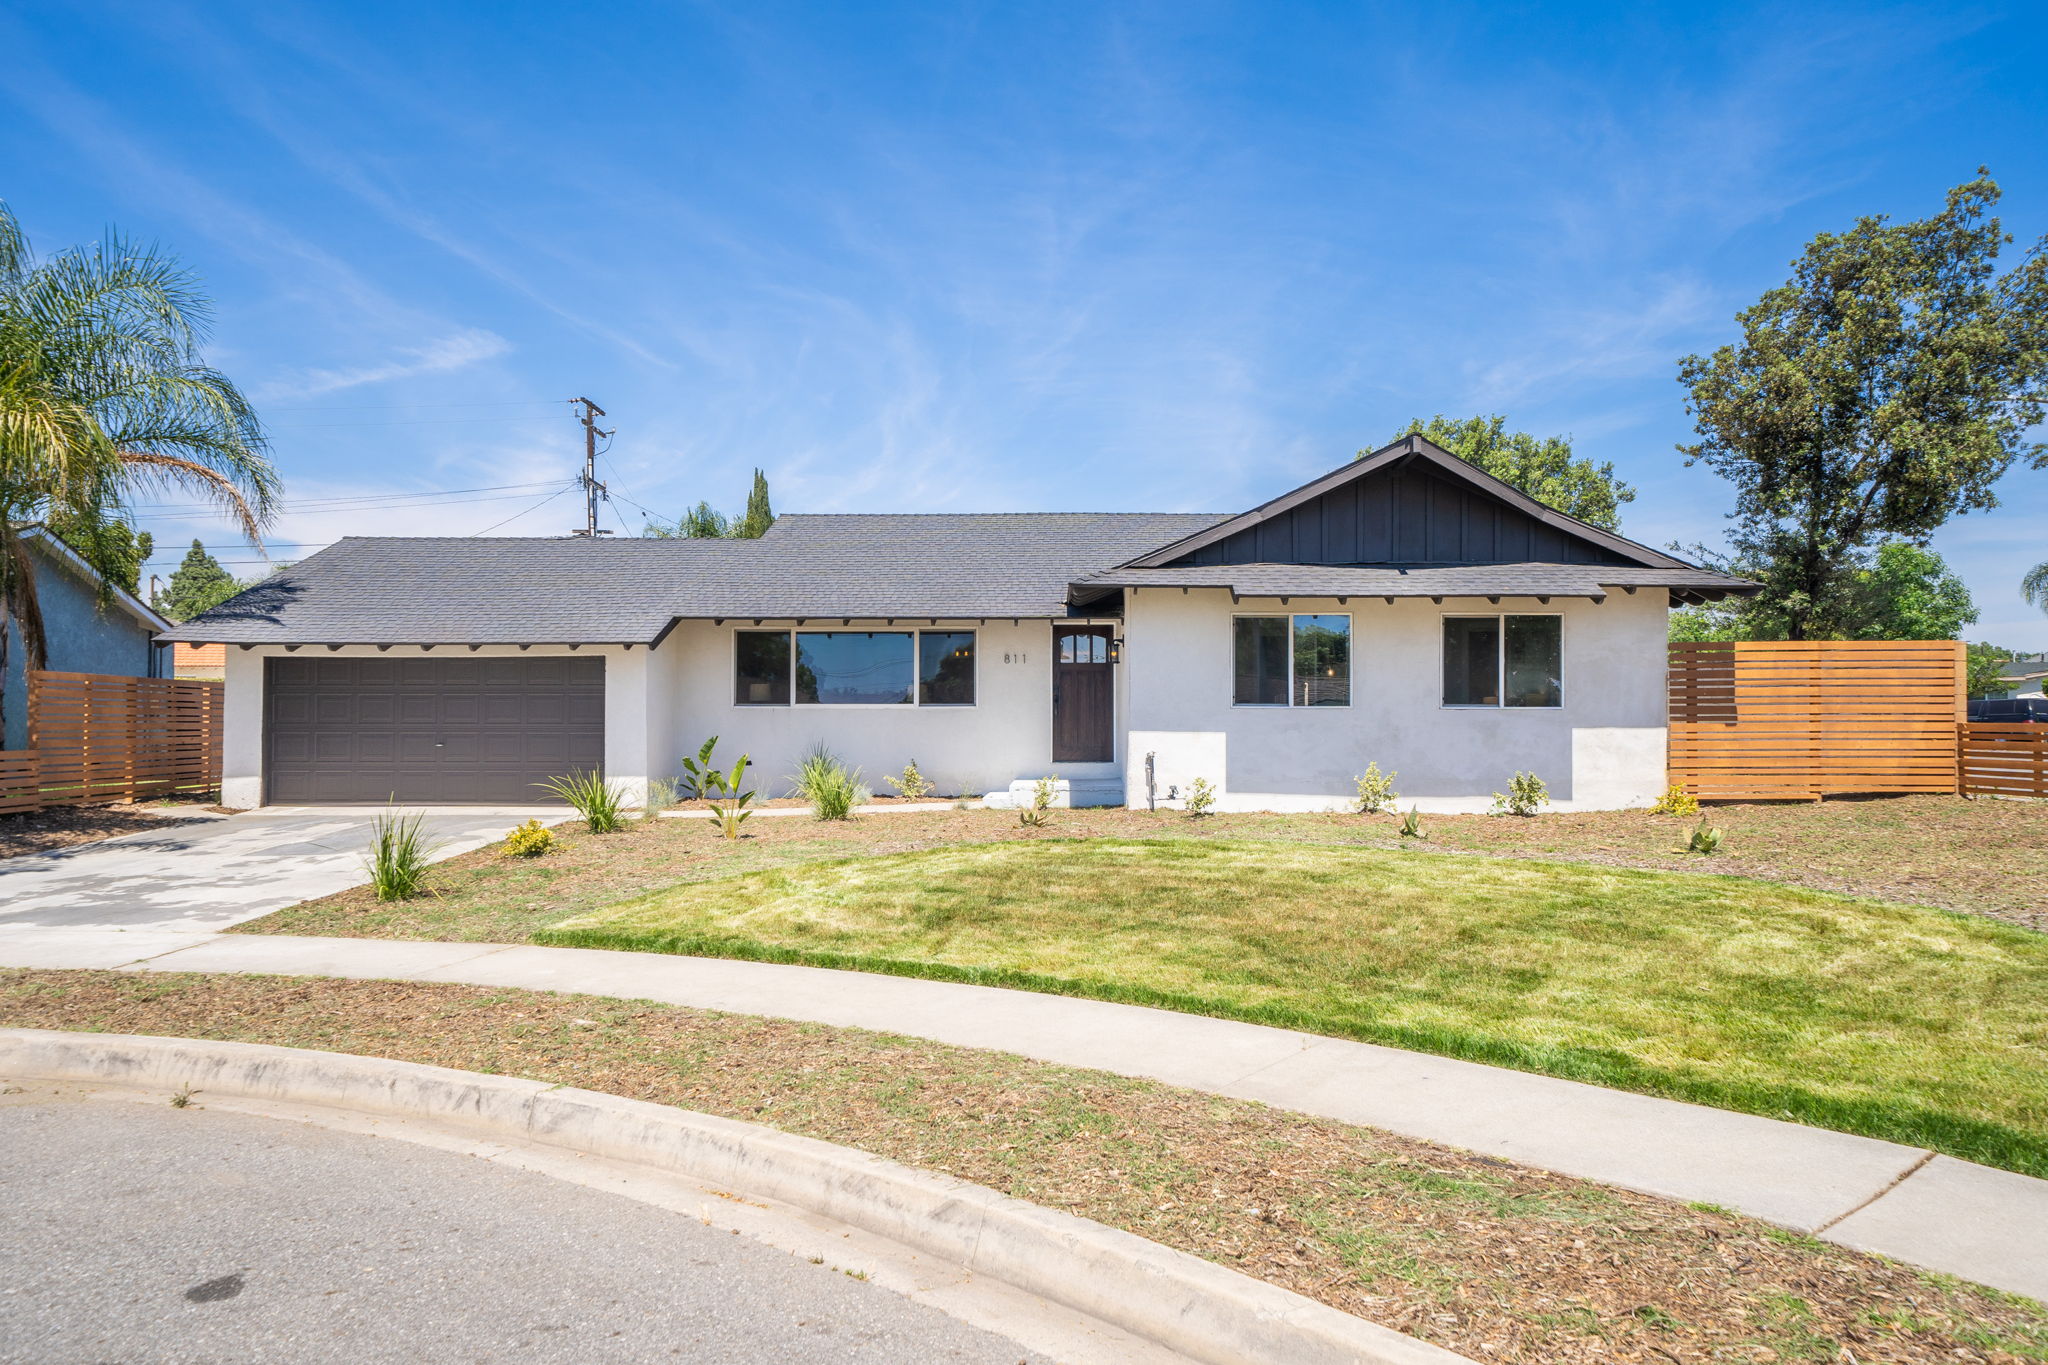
[3, 543, 165, 751]
[656, 618, 1109, 799]
[1119, 587, 1668, 812]
[216, 599, 1668, 813]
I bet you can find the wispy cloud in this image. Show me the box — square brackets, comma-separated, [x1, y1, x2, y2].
[257, 329, 511, 399]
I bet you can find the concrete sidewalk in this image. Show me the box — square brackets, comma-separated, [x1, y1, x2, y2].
[1, 926, 2042, 1302]
[0, 807, 565, 934]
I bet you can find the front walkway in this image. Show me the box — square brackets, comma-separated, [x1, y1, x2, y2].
[1, 925, 2042, 1302]
[0, 807, 562, 934]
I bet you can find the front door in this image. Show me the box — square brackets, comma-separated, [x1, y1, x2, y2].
[1052, 625, 1114, 762]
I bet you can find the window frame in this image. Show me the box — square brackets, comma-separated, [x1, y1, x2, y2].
[1438, 612, 1564, 710]
[730, 627, 979, 709]
[1230, 612, 1353, 709]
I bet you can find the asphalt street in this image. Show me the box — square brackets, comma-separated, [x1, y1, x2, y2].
[0, 1097, 1047, 1364]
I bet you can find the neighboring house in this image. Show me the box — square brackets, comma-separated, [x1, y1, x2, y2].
[161, 436, 1756, 811]
[1994, 654, 2048, 700]
[173, 641, 227, 680]
[2, 526, 173, 751]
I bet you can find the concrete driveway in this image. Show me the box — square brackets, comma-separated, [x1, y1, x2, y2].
[0, 806, 562, 935]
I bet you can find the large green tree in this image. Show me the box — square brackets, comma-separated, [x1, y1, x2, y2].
[1386, 415, 1636, 531]
[0, 196, 277, 730]
[1966, 642, 2017, 700]
[49, 514, 151, 594]
[1670, 540, 1978, 642]
[1677, 174, 2048, 639]
[154, 539, 241, 622]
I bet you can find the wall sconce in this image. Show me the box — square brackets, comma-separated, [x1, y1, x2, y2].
[1109, 637, 1124, 664]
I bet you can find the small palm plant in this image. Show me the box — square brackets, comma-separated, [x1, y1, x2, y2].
[703, 753, 757, 839]
[536, 770, 628, 833]
[678, 736, 721, 798]
[364, 806, 438, 901]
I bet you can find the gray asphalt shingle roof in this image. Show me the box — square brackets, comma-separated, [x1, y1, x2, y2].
[159, 513, 1232, 644]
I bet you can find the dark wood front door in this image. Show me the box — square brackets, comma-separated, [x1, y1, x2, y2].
[1052, 626, 1114, 762]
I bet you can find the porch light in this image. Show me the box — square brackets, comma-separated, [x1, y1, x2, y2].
[1109, 637, 1124, 663]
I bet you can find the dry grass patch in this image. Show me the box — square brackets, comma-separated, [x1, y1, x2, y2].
[3, 969, 2042, 1365]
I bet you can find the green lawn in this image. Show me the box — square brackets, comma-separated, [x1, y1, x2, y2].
[537, 837, 2048, 1177]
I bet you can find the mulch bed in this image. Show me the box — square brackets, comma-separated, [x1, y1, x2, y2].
[0, 799, 219, 860]
[3, 970, 2040, 1364]
[249, 795, 2048, 946]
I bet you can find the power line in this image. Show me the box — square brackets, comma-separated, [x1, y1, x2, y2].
[472, 485, 574, 536]
[267, 415, 576, 430]
[259, 400, 575, 413]
[127, 482, 568, 514]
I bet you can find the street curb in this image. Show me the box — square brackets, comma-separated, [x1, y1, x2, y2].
[0, 1028, 1468, 1365]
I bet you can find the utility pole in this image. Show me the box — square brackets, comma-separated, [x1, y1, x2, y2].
[570, 396, 613, 536]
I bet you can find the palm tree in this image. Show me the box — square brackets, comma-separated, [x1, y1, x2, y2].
[0, 198, 277, 733]
[2025, 562, 2048, 619]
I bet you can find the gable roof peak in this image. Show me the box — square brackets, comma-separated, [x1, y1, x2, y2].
[1117, 434, 1686, 571]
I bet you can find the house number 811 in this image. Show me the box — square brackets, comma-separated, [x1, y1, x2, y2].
[1003, 652, 1028, 664]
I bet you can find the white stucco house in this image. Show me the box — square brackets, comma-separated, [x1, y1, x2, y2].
[162, 436, 1756, 813]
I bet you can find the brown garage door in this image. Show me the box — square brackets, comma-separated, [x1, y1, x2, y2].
[265, 656, 605, 804]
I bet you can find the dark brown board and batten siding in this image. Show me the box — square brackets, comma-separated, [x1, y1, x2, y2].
[1168, 462, 1635, 568]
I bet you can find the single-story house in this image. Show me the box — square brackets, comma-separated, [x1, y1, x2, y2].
[1994, 654, 2048, 700]
[161, 436, 1756, 812]
[4, 526, 174, 751]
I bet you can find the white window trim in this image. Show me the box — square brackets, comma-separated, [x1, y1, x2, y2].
[1230, 612, 1353, 709]
[1438, 612, 1564, 710]
[730, 627, 979, 709]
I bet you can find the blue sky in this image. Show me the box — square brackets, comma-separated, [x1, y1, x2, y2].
[4, 2, 2046, 643]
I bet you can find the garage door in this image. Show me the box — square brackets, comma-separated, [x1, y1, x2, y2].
[265, 656, 605, 804]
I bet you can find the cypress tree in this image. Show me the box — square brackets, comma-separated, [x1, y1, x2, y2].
[156, 540, 240, 622]
[734, 468, 774, 538]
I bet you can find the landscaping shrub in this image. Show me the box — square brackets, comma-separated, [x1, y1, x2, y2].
[536, 770, 629, 833]
[1017, 776, 1058, 827]
[1685, 818, 1726, 855]
[1184, 777, 1217, 817]
[1399, 805, 1426, 839]
[364, 807, 437, 901]
[643, 777, 684, 819]
[1352, 762, 1398, 814]
[1490, 771, 1549, 817]
[501, 819, 555, 858]
[703, 754, 756, 839]
[884, 760, 935, 802]
[1651, 784, 1702, 817]
[791, 746, 869, 821]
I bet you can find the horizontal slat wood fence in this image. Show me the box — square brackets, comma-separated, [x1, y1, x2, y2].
[0, 671, 224, 814]
[1668, 640, 1965, 801]
[1959, 723, 2048, 799]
